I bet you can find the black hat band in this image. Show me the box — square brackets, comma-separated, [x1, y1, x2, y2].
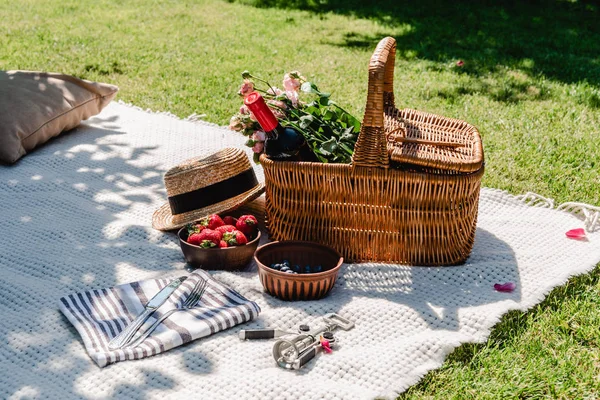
[168, 168, 259, 215]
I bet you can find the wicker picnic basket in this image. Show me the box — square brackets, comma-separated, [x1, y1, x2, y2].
[260, 36, 484, 265]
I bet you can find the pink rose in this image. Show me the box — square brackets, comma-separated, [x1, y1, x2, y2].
[272, 109, 286, 119]
[252, 141, 264, 154]
[229, 115, 242, 131]
[267, 87, 283, 96]
[267, 99, 287, 110]
[239, 105, 250, 115]
[238, 80, 255, 97]
[242, 117, 254, 129]
[283, 73, 301, 92]
[252, 131, 266, 141]
[285, 90, 299, 107]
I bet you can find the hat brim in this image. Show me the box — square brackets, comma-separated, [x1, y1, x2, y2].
[152, 182, 265, 231]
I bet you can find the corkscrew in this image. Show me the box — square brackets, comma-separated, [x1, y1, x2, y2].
[239, 313, 354, 370]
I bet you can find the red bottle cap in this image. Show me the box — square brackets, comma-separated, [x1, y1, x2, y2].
[244, 92, 279, 132]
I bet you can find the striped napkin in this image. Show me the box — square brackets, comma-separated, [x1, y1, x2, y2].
[59, 270, 260, 367]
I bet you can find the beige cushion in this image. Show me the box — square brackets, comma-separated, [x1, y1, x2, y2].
[0, 71, 118, 164]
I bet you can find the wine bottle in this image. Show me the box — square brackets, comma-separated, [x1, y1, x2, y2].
[244, 92, 317, 162]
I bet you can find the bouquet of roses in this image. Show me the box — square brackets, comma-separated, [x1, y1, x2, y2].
[229, 71, 361, 164]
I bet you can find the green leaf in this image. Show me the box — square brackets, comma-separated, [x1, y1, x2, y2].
[299, 115, 314, 129]
[339, 142, 355, 156]
[245, 139, 257, 147]
[305, 105, 319, 114]
[319, 96, 331, 106]
[317, 147, 332, 156]
[241, 70, 251, 79]
[253, 153, 261, 164]
[340, 127, 357, 141]
[323, 110, 335, 120]
[321, 137, 338, 154]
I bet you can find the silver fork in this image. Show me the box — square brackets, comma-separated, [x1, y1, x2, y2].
[126, 278, 208, 348]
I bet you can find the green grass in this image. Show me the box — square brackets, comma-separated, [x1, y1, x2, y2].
[2, 0, 600, 397]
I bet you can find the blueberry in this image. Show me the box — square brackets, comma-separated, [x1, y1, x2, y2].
[314, 265, 323, 273]
[284, 270, 295, 274]
[280, 266, 291, 272]
[304, 265, 312, 273]
[271, 264, 282, 270]
[292, 265, 301, 272]
[282, 260, 291, 267]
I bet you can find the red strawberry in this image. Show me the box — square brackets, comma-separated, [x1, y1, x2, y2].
[200, 240, 217, 248]
[198, 229, 222, 246]
[223, 230, 248, 246]
[187, 232, 203, 246]
[215, 225, 237, 235]
[218, 240, 228, 248]
[200, 214, 225, 230]
[185, 223, 205, 235]
[223, 216, 238, 226]
[236, 214, 258, 237]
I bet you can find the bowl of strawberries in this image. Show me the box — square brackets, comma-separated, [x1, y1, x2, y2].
[177, 213, 261, 270]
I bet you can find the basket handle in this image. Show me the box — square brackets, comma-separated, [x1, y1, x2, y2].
[352, 37, 397, 168]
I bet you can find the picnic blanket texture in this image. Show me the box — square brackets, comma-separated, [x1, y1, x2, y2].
[1, 102, 599, 399]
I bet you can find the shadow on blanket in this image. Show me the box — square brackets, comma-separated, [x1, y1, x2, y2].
[245, 227, 518, 335]
[337, 229, 519, 331]
[1, 113, 192, 397]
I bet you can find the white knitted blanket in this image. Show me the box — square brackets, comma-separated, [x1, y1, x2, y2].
[1, 102, 599, 400]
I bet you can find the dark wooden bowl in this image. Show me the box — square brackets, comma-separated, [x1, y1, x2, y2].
[178, 228, 261, 271]
[254, 241, 343, 301]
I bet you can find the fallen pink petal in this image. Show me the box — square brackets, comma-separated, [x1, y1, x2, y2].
[565, 228, 586, 239]
[494, 282, 516, 292]
[456, 60, 465, 67]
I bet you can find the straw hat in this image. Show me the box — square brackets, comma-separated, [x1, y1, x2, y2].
[152, 148, 265, 231]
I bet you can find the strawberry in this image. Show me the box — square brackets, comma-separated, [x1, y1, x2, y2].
[199, 214, 225, 230]
[198, 229, 222, 246]
[223, 230, 248, 246]
[185, 223, 205, 235]
[200, 240, 217, 248]
[215, 225, 237, 235]
[187, 232, 203, 246]
[218, 240, 228, 248]
[223, 216, 238, 226]
[235, 214, 258, 237]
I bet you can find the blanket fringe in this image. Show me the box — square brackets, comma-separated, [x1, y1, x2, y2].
[514, 192, 554, 208]
[557, 202, 600, 232]
[514, 191, 599, 232]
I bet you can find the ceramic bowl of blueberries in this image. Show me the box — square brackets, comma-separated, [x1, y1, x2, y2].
[254, 241, 343, 301]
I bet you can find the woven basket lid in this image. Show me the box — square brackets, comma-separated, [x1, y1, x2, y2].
[152, 148, 264, 231]
[385, 108, 484, 173]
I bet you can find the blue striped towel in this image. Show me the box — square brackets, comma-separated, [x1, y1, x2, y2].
[59, 270, 260, 367]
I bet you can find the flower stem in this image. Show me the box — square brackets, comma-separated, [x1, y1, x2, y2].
[247, 73, 277, 97]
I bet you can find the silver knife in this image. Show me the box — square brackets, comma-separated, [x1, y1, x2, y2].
[108, 276, 187, 350]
